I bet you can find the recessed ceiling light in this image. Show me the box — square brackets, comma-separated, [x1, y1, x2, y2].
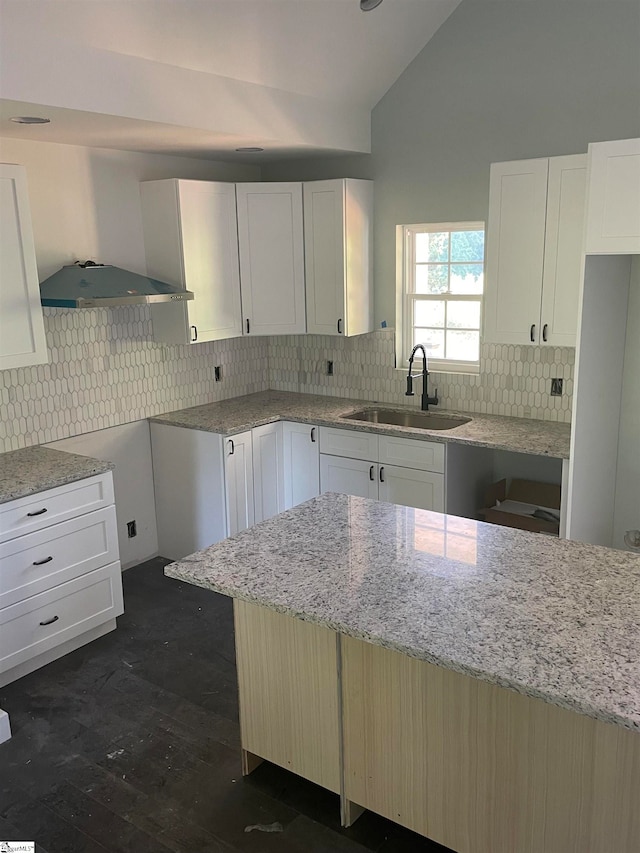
[360, 0, 383, 10]
[10, 116, 51, 124]
[235, 147, 264, 153]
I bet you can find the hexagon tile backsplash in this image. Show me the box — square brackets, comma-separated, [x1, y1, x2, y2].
[0, 307, 270, 452]
[267, 329, 574, 423]
[0, 317, 573, 454]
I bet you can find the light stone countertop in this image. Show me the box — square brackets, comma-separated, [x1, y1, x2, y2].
[166, 492, 640, 732]
[150, 390, 571, 459]
[0, 446, 113, 504]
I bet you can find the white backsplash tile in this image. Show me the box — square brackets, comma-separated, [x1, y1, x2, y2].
[267, 329, 574, 423]
[0, 320, 573, 454]
[0, 307, 269, 452]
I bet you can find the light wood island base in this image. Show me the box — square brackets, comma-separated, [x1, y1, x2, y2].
[233, 599, 640, 853]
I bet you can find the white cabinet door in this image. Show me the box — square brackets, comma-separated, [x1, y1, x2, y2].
[252, 423, 284, 524]
[484, 159, 549, 345]
[225, 431, 255, 536]
[0, 164, 48, 370]
[141, 179, 243, 344]
[584, 138, 640, 254]
[236, 182, 306, 336]
[320, 455, 378, 500]
[540, 154, 587, 346]
[379, 465, 445, 513]
[282, 422, 320, 510]
[304, 179, 373, 337]
[150, 424, 227, 560]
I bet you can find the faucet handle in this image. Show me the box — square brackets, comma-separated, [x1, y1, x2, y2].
[405, 375, 415, 396]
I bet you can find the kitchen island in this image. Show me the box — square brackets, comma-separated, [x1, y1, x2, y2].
[167, 493, 640, 853]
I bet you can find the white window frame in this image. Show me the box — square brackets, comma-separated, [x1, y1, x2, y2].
[396, 221, 485, 375]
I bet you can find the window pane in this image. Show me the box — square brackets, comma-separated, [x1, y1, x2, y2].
[446, 330, 479, 361]
[415, 264, 448, 294]
[447, 301, 481, 329]
[450, 230, 484, 262]
[414, 300, 445, 328]
[416, 232, 448, 263]
[414, 328, 445, 359]
[450, 263, 483, 294]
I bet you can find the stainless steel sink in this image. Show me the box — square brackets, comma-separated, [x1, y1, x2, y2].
[340, 409, 471, 430]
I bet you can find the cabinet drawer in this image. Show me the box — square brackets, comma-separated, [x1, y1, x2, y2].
[319, 427, 378, 461]
[0, 473, 115, 543]
[0, 506, 119, 609]
[0, 562, 124, 674]
[378, 435, 445, 473]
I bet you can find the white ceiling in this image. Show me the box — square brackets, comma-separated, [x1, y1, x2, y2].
[0, 0, 461, 161]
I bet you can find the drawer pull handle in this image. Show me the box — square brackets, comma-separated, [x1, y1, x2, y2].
[33, 556, 53, 566]
[27, 507, 47, 517]
[228, 439, 235, 456]
[310, 427, 316, 443]
[337, 318, 343, 334]
[191, 325, 198, 342]
[542, 323, 548, 342]
[39, 615, 59, 626]
[530, 323, 536, 342]
[369, 465, 375, 481]
[379, 466, 385, 483]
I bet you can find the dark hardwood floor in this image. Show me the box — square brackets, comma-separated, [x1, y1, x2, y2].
[0, 558, 450, 853]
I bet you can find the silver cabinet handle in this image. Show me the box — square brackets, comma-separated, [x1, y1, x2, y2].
[369, 465, 375, 481]
[33, 556, 53, 566]
[228, 439, 235, 456]
[379, 466, 385, 483]
[337, 318, 343, 334]
[191, 325, 198, 342]
[530, 324, 536, 342]
[39, 615, 59, 626]
[27, 507, 47, 517]
[310, 427, 316, 443]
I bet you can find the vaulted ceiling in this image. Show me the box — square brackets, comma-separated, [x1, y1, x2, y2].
[0, 0, 461, 160]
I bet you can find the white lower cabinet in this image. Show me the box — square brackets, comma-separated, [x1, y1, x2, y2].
[319, 427, 445, 513]
[225, 431, 255, 536]
[150, 423, 227, 561]
[0, 471, 123, 687]
[251, 423, 284, 525]
[282, 422, 320, 510]
[320, 455, 379, 500]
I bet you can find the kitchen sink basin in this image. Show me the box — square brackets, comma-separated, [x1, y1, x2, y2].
[340, 409, 471, 430]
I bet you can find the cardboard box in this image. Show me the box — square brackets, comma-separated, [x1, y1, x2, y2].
[479, 478, 561, 535]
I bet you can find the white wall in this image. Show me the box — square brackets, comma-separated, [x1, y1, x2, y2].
[47, 421, 158, 568]
[0, 136, 260, 280]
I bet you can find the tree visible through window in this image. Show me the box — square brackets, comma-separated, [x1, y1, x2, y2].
[401, 222, 485, 372]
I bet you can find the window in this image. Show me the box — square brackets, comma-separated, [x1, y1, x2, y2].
[399, 222, 485, 373]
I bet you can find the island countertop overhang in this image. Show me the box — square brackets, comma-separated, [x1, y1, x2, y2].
[165, 492, 640, 733]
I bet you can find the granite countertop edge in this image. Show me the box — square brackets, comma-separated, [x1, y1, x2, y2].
[149, 390, 571, 460]
[0, 446, 114, 505]
[164, 559, 633, 732]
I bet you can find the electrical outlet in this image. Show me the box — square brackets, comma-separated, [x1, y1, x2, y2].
[214, 365, 222, 382]
[550, 378, 563, 396]
[326, 360, 334, 376]
[127, 520, 137, 538]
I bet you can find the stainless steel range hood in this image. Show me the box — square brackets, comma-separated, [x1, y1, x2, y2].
[40, 261, 194, 308]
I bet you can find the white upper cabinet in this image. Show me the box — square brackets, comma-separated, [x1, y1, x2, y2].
[0, 164, 48, 370]
[584, 138, 640, 254]
[484, 154, 586, 346]
[540, 154, 588, 346]
[304, 179, 373, 337]
[141, 179, 243, 344]
[236, 182, 306, 336]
